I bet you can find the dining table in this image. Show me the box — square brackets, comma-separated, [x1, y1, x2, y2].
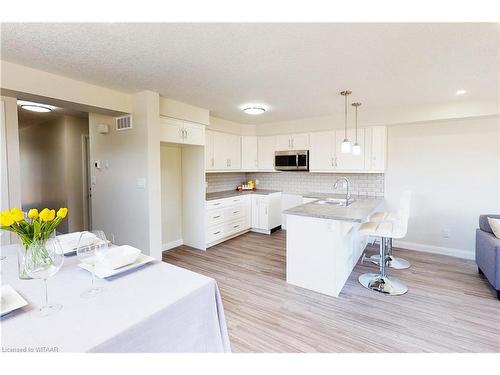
[0, 244, 231, 353]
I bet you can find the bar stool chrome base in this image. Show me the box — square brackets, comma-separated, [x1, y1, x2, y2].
[368, 254, 411, 270]
[358, 273, 408, 295]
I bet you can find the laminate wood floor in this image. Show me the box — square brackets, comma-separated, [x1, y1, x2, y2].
[163, 230, 500, 352]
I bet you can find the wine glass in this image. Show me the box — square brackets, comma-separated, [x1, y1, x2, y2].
[25, 238, 64, 317]
[77, 230, 108, 298]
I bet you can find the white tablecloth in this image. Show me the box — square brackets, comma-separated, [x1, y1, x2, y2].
[0, 244, 231, 353]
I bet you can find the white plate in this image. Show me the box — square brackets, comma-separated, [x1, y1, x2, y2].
[78, 253, 155, 278]
[1, 285, 28, 317]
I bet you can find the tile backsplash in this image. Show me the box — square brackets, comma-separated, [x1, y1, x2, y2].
[206, 172, 384, 196]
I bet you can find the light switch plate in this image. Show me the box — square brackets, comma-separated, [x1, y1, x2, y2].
[137, 178, 146, 189]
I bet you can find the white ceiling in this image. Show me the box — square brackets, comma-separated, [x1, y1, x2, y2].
[1, 23, 498, 124]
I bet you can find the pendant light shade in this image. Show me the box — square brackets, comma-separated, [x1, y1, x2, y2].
[351, 102, 362, 156]
[340, 90, 352, 154]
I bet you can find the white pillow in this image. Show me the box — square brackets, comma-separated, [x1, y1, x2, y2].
[488, 217, 500, 239]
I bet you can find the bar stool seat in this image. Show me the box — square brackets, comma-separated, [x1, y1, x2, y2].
[366, 210, 411, 270]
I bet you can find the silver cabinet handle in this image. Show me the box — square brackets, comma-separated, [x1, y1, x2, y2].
[233, 224, 240, 229]
[291, 138, 294, 149]
[211, 157, 214, 167]
[233, 210, 239, 214]
[184, 128, 188, 138]
[213, 215, 221, 219]
[213, 231, 221, 235]
[213, 202, 221, 206]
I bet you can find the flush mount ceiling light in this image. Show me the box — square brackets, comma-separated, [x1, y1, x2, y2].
[339, 90, 352, 153]
[18, 100, 53, 113]
[241, 104, 268, 115]
[351, 102, 362, 156]
[455, 89, 467, 96]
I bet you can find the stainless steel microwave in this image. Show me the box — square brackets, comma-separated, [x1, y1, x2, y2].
[274, 150, 309, 171]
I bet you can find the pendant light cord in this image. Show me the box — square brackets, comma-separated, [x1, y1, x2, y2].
[355, 105, 358, 143]
[344, 94, 348, 138]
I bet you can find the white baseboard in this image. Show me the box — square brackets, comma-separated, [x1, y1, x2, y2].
[392, 240, 474, 260]
[162, 239, 183, 251]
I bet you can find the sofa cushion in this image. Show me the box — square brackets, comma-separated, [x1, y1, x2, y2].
[488, 218, 500, 239]
[479, 214, 500, 233]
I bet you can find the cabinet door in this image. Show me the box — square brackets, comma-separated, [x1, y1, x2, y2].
[290, 133, 309, 150]
[159, 117, 184, 144]
[213, 131, 229, 170]
[335, 129, 365, 170]
[183, 122, 205, 146]
[257, 136, 277, 171]
[276, 135, 292, 150]
[205, 131, 215, 170]
[309, 131, 335, 171]
[251, 195, 268, 230]
[241, 136, 258, 170]
[227, 134, 241, 170]
[370, 126, 387, 171]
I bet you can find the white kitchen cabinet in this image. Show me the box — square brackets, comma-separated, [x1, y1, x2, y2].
[257, 135, 277, 171]
[205, 131, 215, 170]
[251, 192, 282, 234]
[334, 129, 365, 171]
[241, 136, 258, 170]
[276, 133, 309, 151]
[309, 131, 337, 171]
[209, 131, 241, 171]
[160, 116, 205, 146]
[364, 126, 387, 172]
[205, 195, 251, 248]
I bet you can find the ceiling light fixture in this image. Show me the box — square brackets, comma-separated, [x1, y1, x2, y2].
[455, 89, 467, 96]
[340, 90, 352, 153]
[241, 104, 268, 115]
[351, 102, 362, 156]
[18, 100, 53, 113]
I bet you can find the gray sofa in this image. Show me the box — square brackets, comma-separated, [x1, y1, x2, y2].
[476, 214, 500, 300]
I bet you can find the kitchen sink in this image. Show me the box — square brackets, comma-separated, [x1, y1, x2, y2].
[313, 198, 355, 206]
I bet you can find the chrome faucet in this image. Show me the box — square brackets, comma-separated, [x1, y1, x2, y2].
[333, 177, 351, 204]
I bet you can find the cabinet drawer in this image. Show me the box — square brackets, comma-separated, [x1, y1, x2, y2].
[226, 195, 249, 206]
[206, 209, 225, 226]
[224, 217, 247, 236]
[224, 205, 246, 221]
[206, 224, 225, 244]
[206, 199, 226, 210]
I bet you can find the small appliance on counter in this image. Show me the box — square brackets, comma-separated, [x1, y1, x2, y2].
[237, 180, 256, 191]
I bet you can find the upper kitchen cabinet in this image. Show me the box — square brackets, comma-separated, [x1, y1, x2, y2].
[334, 129, 366, 170]
[364, 126, 387, 172]
[257, 135, 277, 171]
[160, 116, 205, 146]
[241, 135, 258, 171]
[309, 131, 336, 171]
[276, 133, 310, 151]
[206, 130, 241, 171]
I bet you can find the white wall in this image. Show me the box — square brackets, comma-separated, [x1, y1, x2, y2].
[160, 145, 183, 249]
[209, 116, 256, 135]
[385, 116, 499, 259]
[89, 91, 162, 259]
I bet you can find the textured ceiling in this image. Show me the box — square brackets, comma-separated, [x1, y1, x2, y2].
[1, 23, 498, 124]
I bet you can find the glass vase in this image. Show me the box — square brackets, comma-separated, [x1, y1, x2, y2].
[17, 239, 55, 280]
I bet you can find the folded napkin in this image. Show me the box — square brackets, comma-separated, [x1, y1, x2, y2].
[95, 245, 141, 270]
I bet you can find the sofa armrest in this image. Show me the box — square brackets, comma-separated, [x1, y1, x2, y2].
[475, 229, 500, 289]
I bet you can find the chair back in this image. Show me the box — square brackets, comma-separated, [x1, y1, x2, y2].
[393, 190, 412, 238]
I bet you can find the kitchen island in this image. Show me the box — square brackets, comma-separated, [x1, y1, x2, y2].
[284, 197, 382, 297]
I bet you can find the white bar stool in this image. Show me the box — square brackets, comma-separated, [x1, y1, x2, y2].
[358, 191, 411, 295]
[365, 192, 412, 269]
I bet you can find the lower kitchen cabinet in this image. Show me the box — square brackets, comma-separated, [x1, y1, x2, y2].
[205, 192, 282, 248]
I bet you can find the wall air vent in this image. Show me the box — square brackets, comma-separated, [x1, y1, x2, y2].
[116, 115, 133, 131]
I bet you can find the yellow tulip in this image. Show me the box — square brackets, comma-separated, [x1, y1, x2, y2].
[0, 211, 15, 226]
[10, 208, 24, 222]
[39, 208, 51, 222]
[57, 207, 68, 219]
[48, 209, 56, 221]
[28, 208, 39, 220]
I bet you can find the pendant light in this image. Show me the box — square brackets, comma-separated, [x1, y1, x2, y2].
[340, 90, 352, 153]
[351, 102, 361, 155]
